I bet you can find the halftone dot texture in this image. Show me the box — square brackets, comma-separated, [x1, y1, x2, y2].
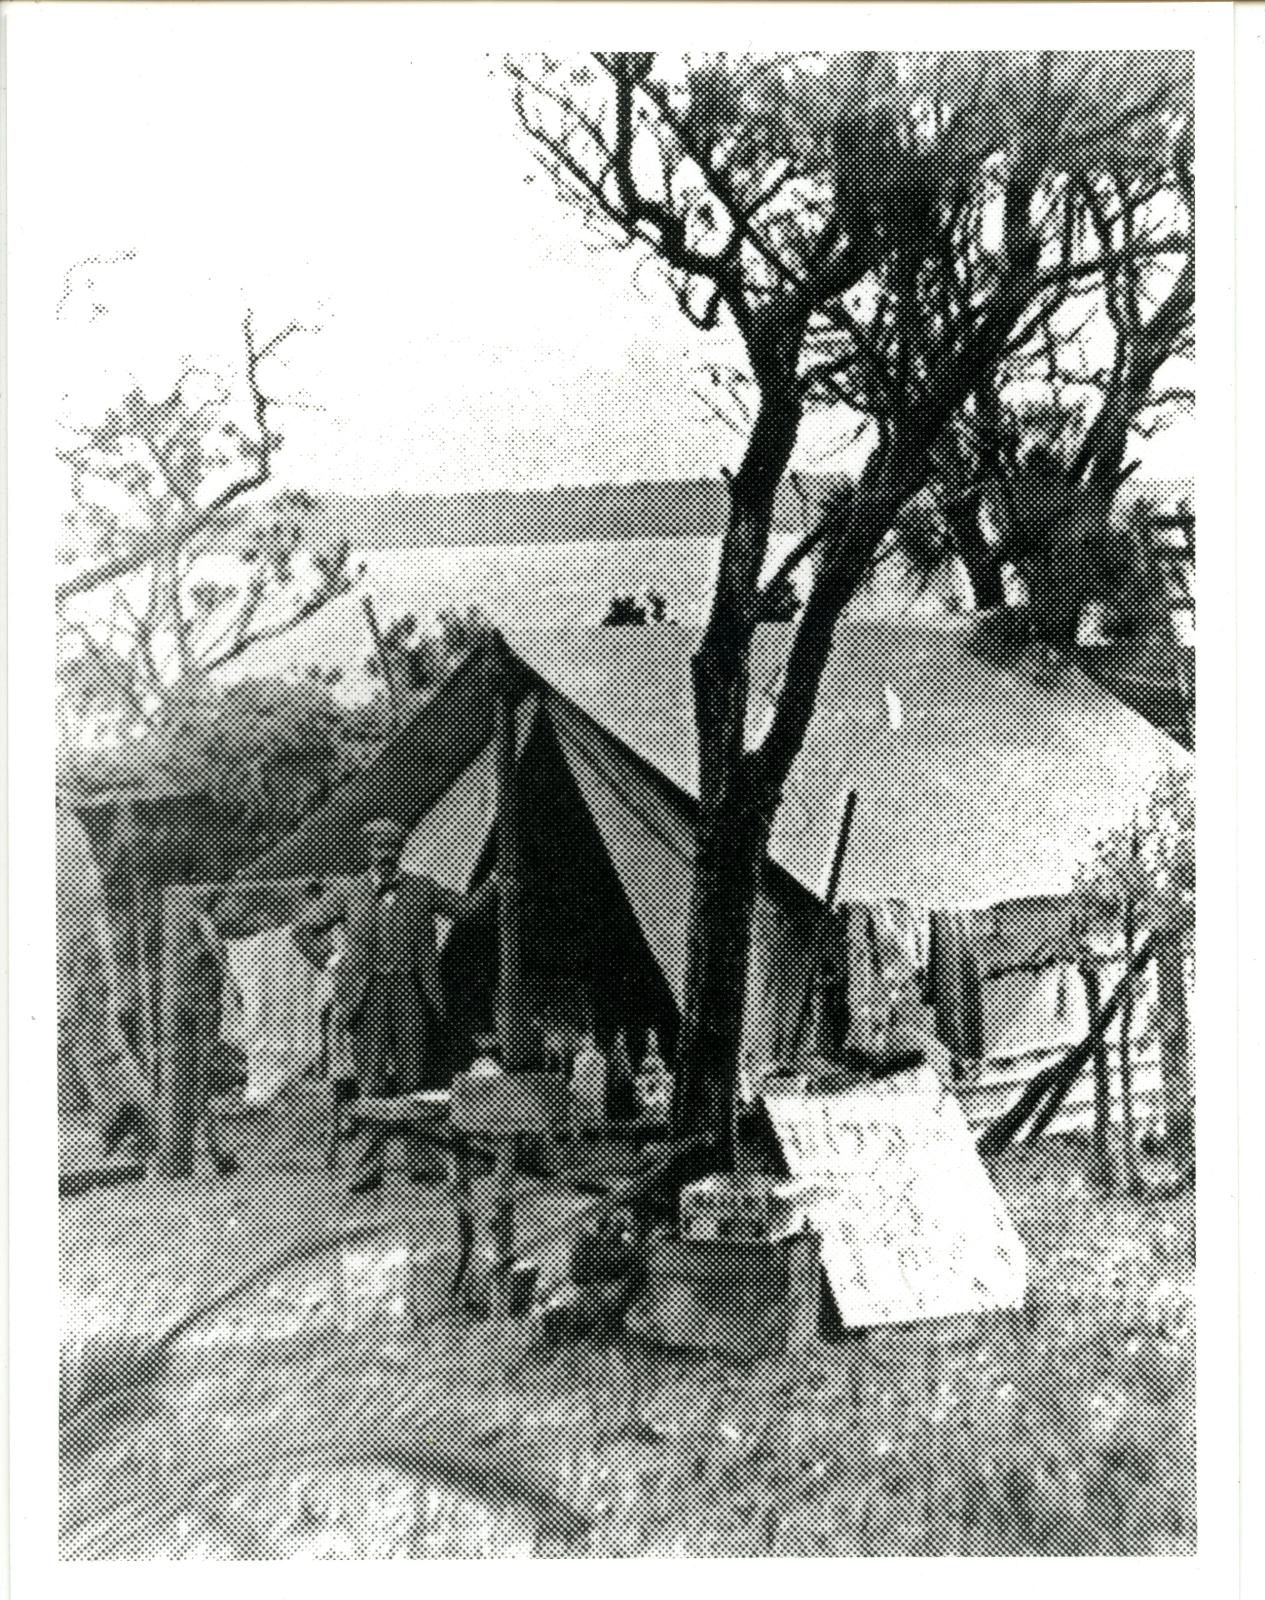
[59, 49, 1193, 1558]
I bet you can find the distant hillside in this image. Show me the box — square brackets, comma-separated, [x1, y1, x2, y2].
[306, 479, 741, 551]
[303, 475, 1194, 552]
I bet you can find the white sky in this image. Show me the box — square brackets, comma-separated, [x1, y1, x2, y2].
[9, 3, 1194, 498]
[10, 5, 756, 495]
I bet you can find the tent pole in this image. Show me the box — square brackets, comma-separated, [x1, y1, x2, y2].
[786, 790, 857, 1060]
[362, 594, 404, 732]
[491, 632, 528, 1075]
[117, 800, 158, 1097]
[155, 885, 198, 1179]
[486, 633, 530, 1319]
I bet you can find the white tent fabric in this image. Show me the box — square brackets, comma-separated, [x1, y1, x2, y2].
[980, 955, 1158, 1060]
[399, 696, 539, 923]
[400, 740, 496, 911]
[982, 966, 1087, 1058]
[240, 619, 1187, 1116]
[506, 620, 1190, 910]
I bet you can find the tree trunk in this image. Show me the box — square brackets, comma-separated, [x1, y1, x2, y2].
[672, 756, 772, 1168]
[670, 386, 802, 1163]
[669, 392, 947, 1161]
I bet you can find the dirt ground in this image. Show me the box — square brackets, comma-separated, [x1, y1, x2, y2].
[59, 1129, 1196, 1558]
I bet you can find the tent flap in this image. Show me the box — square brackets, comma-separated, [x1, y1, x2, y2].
[554, 716, 694, 1002]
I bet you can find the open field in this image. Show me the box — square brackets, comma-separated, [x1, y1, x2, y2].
[59, 1132, 1195, 1558]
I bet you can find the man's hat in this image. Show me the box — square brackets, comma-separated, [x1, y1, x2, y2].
[360, 817, 406, 849]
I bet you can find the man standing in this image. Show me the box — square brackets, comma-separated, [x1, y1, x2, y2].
[292, 818, 496, 1195]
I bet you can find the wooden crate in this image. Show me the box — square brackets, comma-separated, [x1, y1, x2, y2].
[628, 1229, 822, 1360]
[679, 1172, 817, 1242]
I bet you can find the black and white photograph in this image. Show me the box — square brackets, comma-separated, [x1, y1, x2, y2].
[4, 0, 1240, 1580]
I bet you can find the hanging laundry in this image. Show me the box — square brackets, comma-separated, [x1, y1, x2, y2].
[927, 910, 985, 1060]
[981, 965, 1088, 1058]
[987, 896, 1080, 973]
[873, 901, 927, 984]
[221, 923, 341, 1105]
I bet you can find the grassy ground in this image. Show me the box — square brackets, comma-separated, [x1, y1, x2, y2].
[59, 1131, 1195, 1559]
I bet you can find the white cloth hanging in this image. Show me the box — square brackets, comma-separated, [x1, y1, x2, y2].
[873, 900, 928, 982]
[221, 924, 341, 1104]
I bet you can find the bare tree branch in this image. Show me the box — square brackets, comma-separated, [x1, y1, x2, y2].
[55, 313, 303, 604]
[57, 302, 354, 738]
[200, 571, 356, 674]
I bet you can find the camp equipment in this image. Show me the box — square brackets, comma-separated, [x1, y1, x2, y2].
[628, 1229, 822, 1360]
[678, 1172, 817, 1243]
[634, 1029, 673, 1119]
[570, 1033, 609, 1130]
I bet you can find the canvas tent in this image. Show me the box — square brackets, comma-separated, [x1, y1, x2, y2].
[243, 616, 1189, 1132]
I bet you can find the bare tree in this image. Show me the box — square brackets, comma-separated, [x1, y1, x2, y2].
[56, 308, 360, 737]
[508, 50, 1192, 1154]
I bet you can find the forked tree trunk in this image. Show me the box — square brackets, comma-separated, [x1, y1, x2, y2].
[669, 393, 917, 1163]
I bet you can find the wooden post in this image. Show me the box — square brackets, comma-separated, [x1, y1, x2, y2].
[155, 886, 198, 1179]
[136, 876, 160, 1102]
[491, 633, 529, 1075]
[1156, 932, 1194, 1149]
[1120, 895, 1141, 1191]
[362, 594, 404, 732]
[491, 632, 527, 1316]
[111, 801, 159, 1096]
[489, 1139, 517, 1315]
[439, 1135, 480, 1317]
[928, 911, 967, 1054]
[1080, 959, 1114, 1188]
